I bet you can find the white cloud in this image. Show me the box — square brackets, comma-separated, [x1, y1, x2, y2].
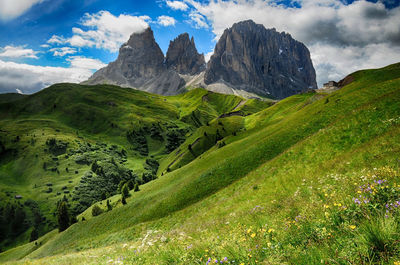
[66, 56, 106, 70]
[204, 51, 213, 62]
[310, 42, 400, 85]
[157, 15, 176, 26]
[47, 11, 150, 52]
[47, 35, 66, 44]
[0, 56, 105, 94]
[49, 47, 77, 57]
[166, 0, 189, 11]
[187, 0, 400, 86]
[188, 12, 208, 29]
[0, 45, 38, 59]
[0, 0, 44, 21]
[40, 44, 50, 48]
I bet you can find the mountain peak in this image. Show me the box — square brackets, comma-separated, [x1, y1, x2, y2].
[166, 33, 205, 75]
[204, 20, 317, 99]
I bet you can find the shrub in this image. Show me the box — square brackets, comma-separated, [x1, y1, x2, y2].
[91, 205, 103, 217]
[121, 195, 127, 205]
[134, 183, 140, 192]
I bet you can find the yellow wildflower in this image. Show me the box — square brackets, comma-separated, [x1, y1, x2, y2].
[251, 233, 256, 238]
[268, 228, 274, 233]
[349, 225, 356, 230]
[247, 228, 251, 234]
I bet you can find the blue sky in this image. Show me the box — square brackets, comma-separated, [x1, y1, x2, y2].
[0, 0, 399, 94]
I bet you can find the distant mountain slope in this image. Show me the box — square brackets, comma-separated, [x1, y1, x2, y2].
[0, 93, 26, 104]
[0, 84, 270, 252]
[2, 63, 399, 264]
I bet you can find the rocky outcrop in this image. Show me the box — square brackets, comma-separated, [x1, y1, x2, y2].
[166, 33, 205, 75]
[86, 21, 317, 99]
[86, 27, 186, 95]
[204, 20, 317, 99]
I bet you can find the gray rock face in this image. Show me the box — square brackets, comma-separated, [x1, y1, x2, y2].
[204, 20, 317, 99]
[166, 33, 205, 75]
[86, 27, 186, 95]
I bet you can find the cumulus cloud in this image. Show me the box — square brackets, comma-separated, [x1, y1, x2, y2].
[186, 0, 400, 86]
[49, 47, 77, 57]
[47, 11, 150, 52]
[166, 0, 189, 11]
[188, 12, 208, 29]
[0, 56, 105, 94]
[204, 51, 213, 62]
[157, 15, 176, 26]
[0, 0, 44, 21]
[47, 35, 66, 44]
[66, 56, 106, 70]
[0, 45, 38, 59]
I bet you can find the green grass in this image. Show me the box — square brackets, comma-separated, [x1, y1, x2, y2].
[0, 85, 258, 252]
[1, 63, 400, 264]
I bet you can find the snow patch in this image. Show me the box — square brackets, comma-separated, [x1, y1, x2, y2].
[298, 67, 303, 72]
[279, 48, 283, 55]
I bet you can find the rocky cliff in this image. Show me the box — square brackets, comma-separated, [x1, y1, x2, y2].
[86, 28, 205, 95]
[86, 21, 317, 99]
[86, 27, 185, 95]
[166, 33, 205, 75]
[204, 20, 317, 99]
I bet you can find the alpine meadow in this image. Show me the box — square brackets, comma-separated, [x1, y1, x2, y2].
[0, 1, 400, 264]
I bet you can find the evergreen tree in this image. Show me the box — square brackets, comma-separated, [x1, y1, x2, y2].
[107, 200, 112, 211]
[121, 183, 130, 198]
[121, 194, 127, 205]
[118, 180, 126, 193]
[57, 201, 70, 232]
[134, 183, 140, 192]
[30, 226, 38, 242]
[127, 180, 134, 190]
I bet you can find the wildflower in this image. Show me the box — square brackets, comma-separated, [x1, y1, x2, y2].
[247, 228, 252, 234]
[349, 225, 356, 230]
[251, 233, 256, 238]
[268, 228, 274, 233]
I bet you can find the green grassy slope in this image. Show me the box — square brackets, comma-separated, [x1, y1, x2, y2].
[0, 85, 258, 252]
[2, 63, 400, 264]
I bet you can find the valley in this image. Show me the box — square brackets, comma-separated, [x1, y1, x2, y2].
[0, 63, 399, 264]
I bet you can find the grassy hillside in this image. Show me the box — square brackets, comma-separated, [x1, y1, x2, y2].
[0, 85, 265, 252]
[1, 63, 400, 264]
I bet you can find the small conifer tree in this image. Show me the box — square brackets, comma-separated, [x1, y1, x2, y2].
[57, 201, 70, 232]
[121, 183, 130, 198]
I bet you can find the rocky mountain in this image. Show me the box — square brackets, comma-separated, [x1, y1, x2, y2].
[204, 20, 317, 99]
[166, 33, 205, 75]
[86, 21, 317, 99]
[85, 28, 204, 95]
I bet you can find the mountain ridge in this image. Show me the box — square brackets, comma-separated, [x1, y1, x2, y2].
[85, 20, 317, 99]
